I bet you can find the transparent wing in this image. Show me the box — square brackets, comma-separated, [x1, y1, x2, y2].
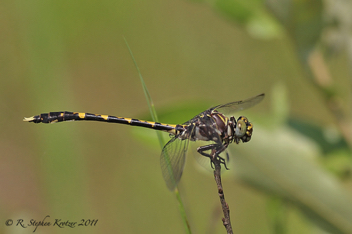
[212, 93, 265, 114]
[160, 135, 191, 190]
[182, 94, 264, 126]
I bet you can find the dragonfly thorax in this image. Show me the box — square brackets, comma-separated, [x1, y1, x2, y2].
[179, 111, 253, 145]
[212, 113, 253, 144]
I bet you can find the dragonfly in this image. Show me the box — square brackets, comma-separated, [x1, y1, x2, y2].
[24, 93, 264, 190]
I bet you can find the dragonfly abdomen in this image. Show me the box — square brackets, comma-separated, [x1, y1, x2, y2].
[23, 111, 178, 133]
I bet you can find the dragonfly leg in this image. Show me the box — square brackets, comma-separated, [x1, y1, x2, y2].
[197, 144, 229, 170]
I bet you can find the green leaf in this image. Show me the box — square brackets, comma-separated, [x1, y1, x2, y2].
[211, 0, 283, 39]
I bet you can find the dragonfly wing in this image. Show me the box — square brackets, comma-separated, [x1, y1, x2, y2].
[160, 135, 190, 191]
[212, 93, 265, 114]
[182, 94, 264, 126]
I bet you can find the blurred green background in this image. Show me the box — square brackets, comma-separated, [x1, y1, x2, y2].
[1, 0, 352, 233]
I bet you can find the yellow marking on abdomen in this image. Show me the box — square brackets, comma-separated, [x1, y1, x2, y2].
[145, 121, 156, 127]
[123, 118, 132, 123]
[78, 113, 85, 119]
[23, 116, 35, 122]
[101, 115, 109, 120]
[167, 124, 182, 135]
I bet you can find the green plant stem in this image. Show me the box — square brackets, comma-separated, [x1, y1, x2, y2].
[124, 37, 191, 234]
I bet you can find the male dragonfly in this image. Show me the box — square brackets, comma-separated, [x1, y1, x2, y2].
[24, 93, 264, 190]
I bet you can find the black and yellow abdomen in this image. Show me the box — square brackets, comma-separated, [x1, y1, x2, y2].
[23, 111, 179, 134]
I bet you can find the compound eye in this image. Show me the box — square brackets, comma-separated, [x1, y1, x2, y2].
[235, 118, 247, 137]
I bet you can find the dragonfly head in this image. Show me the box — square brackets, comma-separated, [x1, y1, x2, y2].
[235, 116, 253, 143]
